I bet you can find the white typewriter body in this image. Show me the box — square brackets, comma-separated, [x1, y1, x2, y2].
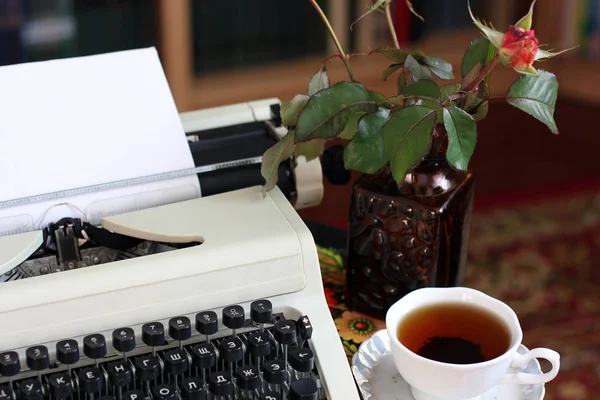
[0, 48, 358, 399]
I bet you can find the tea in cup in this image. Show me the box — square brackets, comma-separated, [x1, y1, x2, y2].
[385, 287, 560, 400]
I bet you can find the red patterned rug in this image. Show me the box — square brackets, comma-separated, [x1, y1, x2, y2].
[317, 186, 600, 400]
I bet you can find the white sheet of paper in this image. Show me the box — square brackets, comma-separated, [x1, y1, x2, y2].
[0, 47, 201, 235]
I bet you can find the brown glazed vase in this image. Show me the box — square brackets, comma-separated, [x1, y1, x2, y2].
[345, 131, 475, 320]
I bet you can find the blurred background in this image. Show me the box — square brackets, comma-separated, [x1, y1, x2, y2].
[1, 1, 599, 399]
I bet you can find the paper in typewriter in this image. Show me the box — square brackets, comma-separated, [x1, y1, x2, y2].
[0, 48, 201, 235]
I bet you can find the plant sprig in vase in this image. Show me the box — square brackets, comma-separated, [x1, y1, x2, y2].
[260, 0, 572, 194]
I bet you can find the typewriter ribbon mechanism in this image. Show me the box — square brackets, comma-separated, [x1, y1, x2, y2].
[0, 48, 359, 400]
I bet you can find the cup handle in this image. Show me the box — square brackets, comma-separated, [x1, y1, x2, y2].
[499, 348, 560, 385]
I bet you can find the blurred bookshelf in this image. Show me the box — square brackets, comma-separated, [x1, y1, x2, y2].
[0, 0, 599, 112]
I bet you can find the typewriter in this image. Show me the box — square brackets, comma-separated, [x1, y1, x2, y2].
[0, 49, 358, 400]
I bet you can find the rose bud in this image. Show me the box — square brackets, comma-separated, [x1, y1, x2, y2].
[499, 25, 539, 70]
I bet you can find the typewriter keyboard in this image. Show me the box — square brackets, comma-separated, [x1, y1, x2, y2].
[0, 300, 325, 400]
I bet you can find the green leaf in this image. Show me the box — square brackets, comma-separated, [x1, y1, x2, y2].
[397, 71, 407, 94]
[281, 95, 309, 127]
[295, 82, 379, 142]
[308, 67, 330, 95]
[294, 139, 326, 161]
[375, 47, 426, 64]
[398, 80, 440, 102]
[535, 46, 577, 62]
[261, 131, 296, 196]
[461, 37, 495, 78]
[440, 84, 462, 101]
[515, 0, 537, 30]
[467, 1, 504, 49]
[351, 0, 388, 30]
[369, 90, 389, 104]
[339, 112, 365, 140]
[471, 99, 489, 121]
[506, 70, 559, 134]
[343, 108, 390, 173]
[382, 63, 403, 81]
[422, 56, 454, 80]
[405, 55, 433, 83]
[443, 106, 477, 170]
[461, 62, 481, 90]
[382, 106, 436, 183]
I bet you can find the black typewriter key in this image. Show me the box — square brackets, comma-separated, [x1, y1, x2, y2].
[263, 360, 287, 395]
[122, 390, 144, 400]
[259, 392, 281, 400]
[190, 343, 216, 387]
[26, 345, 49, 372]
[169, 316, 192, 348]
[0, 351, 20, 377]
[79, 367, 104, 395]
[235, 365, 261, 398]
[142, 322, 165, 356]
[208, 371, 233, 398]
[297, 315, 313, 347]
[57, 339, 79, 377]
[84, 334, 107, 366]
[219, 337, 243, 366]
[250, 299, 273, 331]
[195, 311, 218, 336]
[289, 347, 314, 379]
[112, 328, 136, 359]
[98, 397, 116, 400]
[134, 355, 160, 382]
[164, 349, 188, 389]
[289, 379, 318, 400]
[0, 385, 13, 400]
[247, 331, 271, 371]
[49, 372, 73, 399]
[152, 384, 176, 400]
[18, 379, 43, 400]
[106, 360, 133, 396]
[274, 320, 297, 345]
[179, 378, 205, 400]
[222, 305, 245, 336]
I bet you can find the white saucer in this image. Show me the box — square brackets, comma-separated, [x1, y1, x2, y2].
[351, 329, 545, 400]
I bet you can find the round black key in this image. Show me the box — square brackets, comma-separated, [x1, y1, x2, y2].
[134, 355, 160, 381]
[169, 316, 192, 341]
[123, 390, 145, 400]
[106, 360, 132, 387]
[26, 345, 49, 371]
[289, 379, 318, 400]
[112, 327, 136, 353]
[195, 311, 218, 335]
[250, 299, 273, 324]
[0, 384, 13, 400]
[263, 360, 287, 385]
[222, 305, 245, 329]
[83, 334, 107, 359]
[57, 339, 79, 365]
[153, 384, 176, 400]
[48, 372, 73, 399]
[274, 319, 297, 345]
[219, 337, 244, 363]
[235, 366, 261, 391]
[179, 378, 206, 400]
[164, 349, 189, 375]
[142, 322, 165, 347]
[260, 391, 282, 400]
[248, 331, 271, 358]
[289, 347, 314, 372]
[18, 379, 43, 400]
[190, 343, 216, 369]
[78, 367, 104, 393]
[0, 351, 20, 376]
[209, 371, 233, 397]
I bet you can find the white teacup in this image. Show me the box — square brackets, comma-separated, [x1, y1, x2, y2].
[385, 287, 560, 400]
